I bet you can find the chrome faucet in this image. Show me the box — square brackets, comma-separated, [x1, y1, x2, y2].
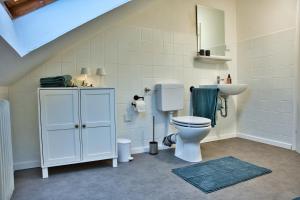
[217, 76, 224, 84]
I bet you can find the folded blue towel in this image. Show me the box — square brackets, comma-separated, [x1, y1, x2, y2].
[192, 88, 219, 127]
[40, 75, 72, 87]
[40, 75, 72, 83]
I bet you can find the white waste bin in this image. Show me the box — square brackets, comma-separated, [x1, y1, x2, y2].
[117, 138, 133, 162]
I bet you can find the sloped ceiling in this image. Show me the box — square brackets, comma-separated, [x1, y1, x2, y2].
[0, 0, 130, 85]
[1, 0, 130, 56]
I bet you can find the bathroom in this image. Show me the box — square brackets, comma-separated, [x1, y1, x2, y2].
[0, 0, 299, 199]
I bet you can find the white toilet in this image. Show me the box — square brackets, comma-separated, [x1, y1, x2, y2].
[156, 83, 212, 162]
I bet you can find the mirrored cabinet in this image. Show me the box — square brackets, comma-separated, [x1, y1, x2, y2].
[196, 5, 232, 63]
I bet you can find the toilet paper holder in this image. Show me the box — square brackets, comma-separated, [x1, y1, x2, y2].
[131, 95, 144, 107]
[133, 95, 144, 101]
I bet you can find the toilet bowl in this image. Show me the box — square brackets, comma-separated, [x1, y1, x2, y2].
[172, 116, 211, 162]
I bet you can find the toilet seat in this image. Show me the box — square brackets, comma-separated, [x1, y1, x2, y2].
[172, 116, 211, 127]
[172, 121, 210, 128]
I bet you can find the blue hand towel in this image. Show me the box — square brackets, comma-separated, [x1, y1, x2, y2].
[192, 88, 219, 127]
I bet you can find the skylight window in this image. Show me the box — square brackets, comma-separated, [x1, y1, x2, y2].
[3, 0, 55, 19]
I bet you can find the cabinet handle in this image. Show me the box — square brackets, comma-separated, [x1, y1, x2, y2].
[75, 124, 79, 129]
[82, 124, 86, 128]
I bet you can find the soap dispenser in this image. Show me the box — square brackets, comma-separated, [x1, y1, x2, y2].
[226, 74, 232, 84]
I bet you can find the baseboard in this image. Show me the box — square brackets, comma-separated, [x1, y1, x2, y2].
[14, 160, 41, 171]
[14, 146, 169, 170]
[131, 133, 237, 155]
[131, 144, 170, 154]
[237, 133, 293, 150]
[201, 133, 237, 143]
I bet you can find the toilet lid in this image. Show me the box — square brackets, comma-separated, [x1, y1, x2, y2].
[172, 116, 211, 126]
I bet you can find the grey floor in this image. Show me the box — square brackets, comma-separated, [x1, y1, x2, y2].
[12, 138, 300, 200]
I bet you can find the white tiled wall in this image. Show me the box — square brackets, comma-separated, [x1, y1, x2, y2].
[237, 29, 296, 145]
[9, 24, 237, 169]
[0, 87, 8, 99]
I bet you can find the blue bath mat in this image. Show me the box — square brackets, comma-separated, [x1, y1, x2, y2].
[172, 156, 272, 193]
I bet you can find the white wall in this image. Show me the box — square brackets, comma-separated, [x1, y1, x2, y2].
[237, 0, 297, 41]
[297, 0, 300, 153]
[0, 87, 8, 99]
[237, 0, 298, 149]
[9, 0, 237, 170]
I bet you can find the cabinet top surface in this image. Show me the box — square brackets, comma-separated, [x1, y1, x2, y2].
[38, 87, 115, 90]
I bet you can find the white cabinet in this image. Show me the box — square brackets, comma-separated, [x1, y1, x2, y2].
[38, 88, 117, 178]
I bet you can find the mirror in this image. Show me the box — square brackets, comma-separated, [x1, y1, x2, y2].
[196, 5, 226, 56]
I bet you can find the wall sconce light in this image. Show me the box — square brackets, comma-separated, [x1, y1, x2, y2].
[81, 67, 91, 76]
[96, 68, 107, 76]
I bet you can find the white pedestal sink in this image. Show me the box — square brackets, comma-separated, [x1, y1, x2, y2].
[218, 84, 248, 97]
[199, 84, 248, 98]
[197, 83, 248, 118]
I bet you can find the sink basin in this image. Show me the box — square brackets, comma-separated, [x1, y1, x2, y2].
[218, 84, 248, 97]
[199, 84, 248, 97]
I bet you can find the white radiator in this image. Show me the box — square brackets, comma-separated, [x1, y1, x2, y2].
[0, 100, 14, 200]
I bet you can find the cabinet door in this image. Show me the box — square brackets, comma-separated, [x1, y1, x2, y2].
[80, 89, 116, 161]
[39, 90, 81, 167]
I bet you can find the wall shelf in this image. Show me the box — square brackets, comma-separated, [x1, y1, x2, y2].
[195, 55, 232, 63]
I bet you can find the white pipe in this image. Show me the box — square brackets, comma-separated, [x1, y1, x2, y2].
[166, 111, 174, 135]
